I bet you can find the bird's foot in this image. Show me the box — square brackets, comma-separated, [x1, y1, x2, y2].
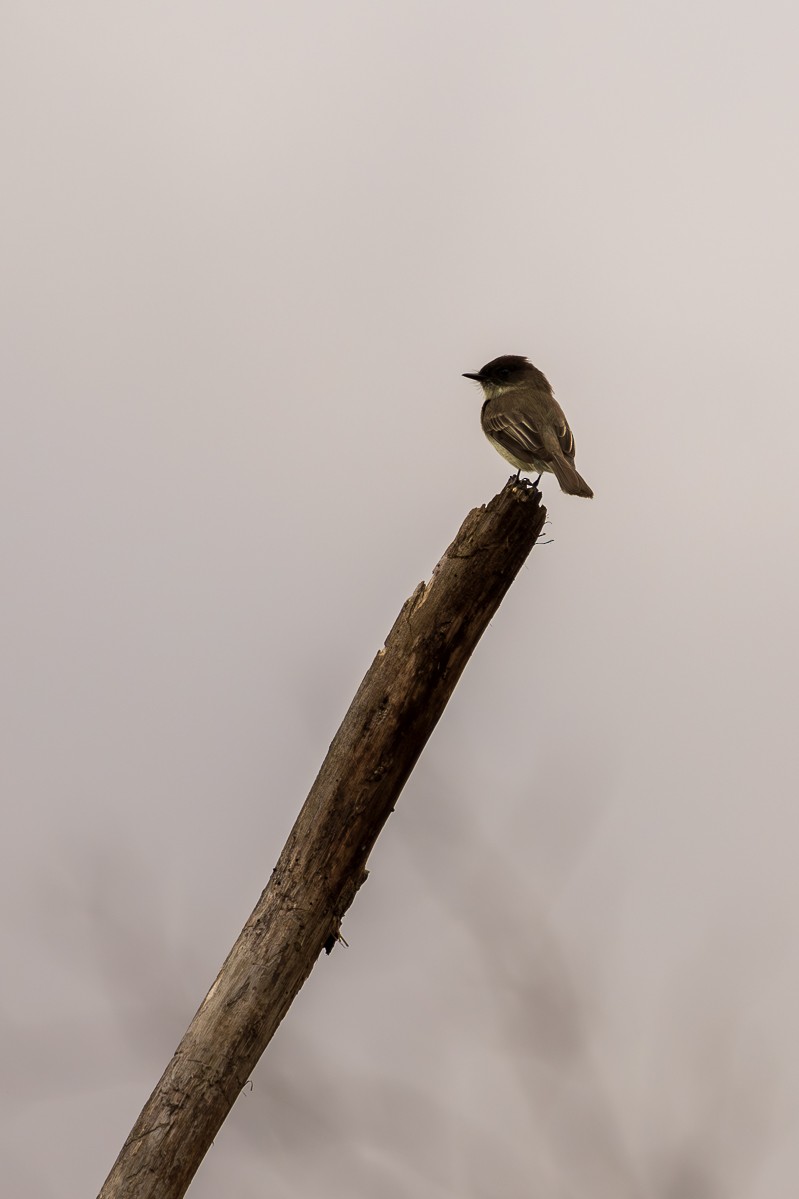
[510, 471, 535, 490]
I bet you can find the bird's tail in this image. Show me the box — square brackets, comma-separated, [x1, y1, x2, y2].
[550, 456, 594, 498]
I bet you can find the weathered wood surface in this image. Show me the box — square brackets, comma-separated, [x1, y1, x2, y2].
[99, 478, 546, 1198]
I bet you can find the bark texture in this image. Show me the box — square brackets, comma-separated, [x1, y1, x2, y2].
[99, 478, 547, 1198]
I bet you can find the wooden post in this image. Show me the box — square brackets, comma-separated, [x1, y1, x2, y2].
[99, 479, 546, 1198]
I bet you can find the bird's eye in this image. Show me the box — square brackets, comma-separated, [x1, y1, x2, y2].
[498, 368, 510, 381]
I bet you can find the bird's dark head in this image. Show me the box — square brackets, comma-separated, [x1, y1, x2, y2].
[462, 354, 551, 396]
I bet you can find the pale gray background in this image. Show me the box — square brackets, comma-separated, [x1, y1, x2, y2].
[3, 3, 798, 1196]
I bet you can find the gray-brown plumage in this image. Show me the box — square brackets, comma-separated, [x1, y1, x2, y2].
[463, 354, 593, 498]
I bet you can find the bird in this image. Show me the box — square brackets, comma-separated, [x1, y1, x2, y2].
[463, 355, 593, 498]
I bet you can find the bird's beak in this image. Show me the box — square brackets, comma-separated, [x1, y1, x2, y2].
[462, 372, 482, 380]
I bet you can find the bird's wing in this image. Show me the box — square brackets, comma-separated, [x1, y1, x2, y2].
[482, 408, 554, 465]
[556, 419, 575, 461]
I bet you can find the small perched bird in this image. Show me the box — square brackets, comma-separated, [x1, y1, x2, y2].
[463, 355, 593, 498]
